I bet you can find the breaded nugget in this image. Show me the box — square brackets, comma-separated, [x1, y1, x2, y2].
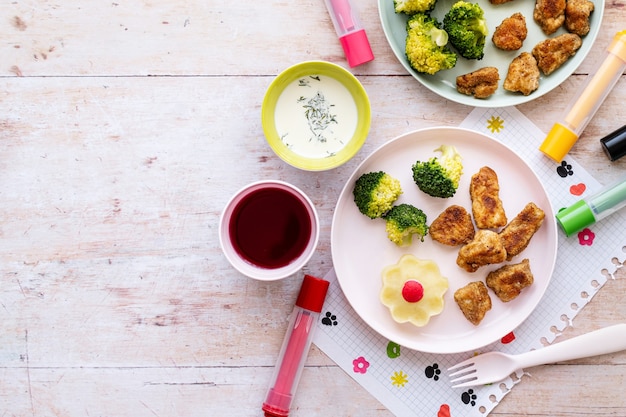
[565, 0, 594, 36]
[493, 13, 528, 51]
[534, 0, 566, 35]
[454, 281, 492, 325]
[456, 230, 507, 273]
[430, 205, 475, 246]
[456, 67, 500, 99]
[490, 0, 514, 4]
[532, 33, 582, 75]
[470, 166, 507, 229]
[499, 202, 545, 260]
[503, 52, 540, 96]
[486, 258, 534, 302]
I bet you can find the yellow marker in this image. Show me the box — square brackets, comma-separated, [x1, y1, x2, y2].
[540, 31, 626, 162]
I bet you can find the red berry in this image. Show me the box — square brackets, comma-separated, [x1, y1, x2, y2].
[402, 280, 424, 303]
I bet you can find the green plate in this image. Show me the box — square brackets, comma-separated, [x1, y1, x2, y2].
[378, 0, 604, 107]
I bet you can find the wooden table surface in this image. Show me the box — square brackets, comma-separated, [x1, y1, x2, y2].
[1, 1, 625, 416]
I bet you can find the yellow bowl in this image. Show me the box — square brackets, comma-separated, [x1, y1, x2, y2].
[261, 61, 371, 171]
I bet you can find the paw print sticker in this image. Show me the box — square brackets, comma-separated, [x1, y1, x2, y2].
[322, 311, 337, 326]
[462, 389, 477, 406]
[557, 161, 574, 178]
[425, 363, 441, 381]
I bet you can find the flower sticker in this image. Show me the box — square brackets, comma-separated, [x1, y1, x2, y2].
[578, 228, 595, 246]
[487, 116, 504, 133]
[391, 371, 409, 387]
[352, 356, 370, 374]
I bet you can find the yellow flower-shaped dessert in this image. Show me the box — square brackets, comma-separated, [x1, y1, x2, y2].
[380, 254, 449, 327]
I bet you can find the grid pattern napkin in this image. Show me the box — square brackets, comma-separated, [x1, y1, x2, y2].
[314, 106, 626, 417]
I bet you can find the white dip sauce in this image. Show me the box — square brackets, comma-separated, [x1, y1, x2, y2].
[274, 74, 358, 159]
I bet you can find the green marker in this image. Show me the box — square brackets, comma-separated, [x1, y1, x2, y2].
[556, 175, 626, 237]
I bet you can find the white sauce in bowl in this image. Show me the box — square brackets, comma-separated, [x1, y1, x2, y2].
[274, 75, 357, 159]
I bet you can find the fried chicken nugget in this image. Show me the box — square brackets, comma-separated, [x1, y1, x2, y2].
[456, 230, 507, 273]
[430, 205, 475, 246]
[503, 52, 540, 96]
[532, 33, 582, 75]
[534, 0, 566, 35]
[565, 0, 594, 36]
[456, 67, 500, 99]
[454, 281, 492, 325]
[499, 202, 545, 260]
[486, 258, 534, 302]
[493, 13, 528, 51]
[470, 166, 507, 229]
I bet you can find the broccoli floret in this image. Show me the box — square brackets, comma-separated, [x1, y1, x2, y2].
[383, 204, 429, 247]
[394, 0, 437, 14]
[405, 13, 457, 75]
[353, 171, 403, 219]
[412, 145, 463, 198]
[443, 1, 488, 60]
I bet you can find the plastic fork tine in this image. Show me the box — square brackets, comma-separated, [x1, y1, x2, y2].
[448, 359, 479, 388]
[449, 372, 480, 388]
[447, 324, 626, 389]
[447, 356, 476, 372]
[448, 351, 518, 387]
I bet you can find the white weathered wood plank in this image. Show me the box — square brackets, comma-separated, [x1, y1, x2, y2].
[1, 73, 625, 416]
[0, 0, 622, 76]
[2, 349, 624, 417]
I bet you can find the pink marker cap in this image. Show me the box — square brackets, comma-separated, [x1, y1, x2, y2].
[339, 29, 374, 68]
[295, 275, 329, 313]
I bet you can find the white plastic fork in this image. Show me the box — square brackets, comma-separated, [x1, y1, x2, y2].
[448, 323, 626, 388]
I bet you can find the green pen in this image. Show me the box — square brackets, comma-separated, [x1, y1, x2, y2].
[556, 175, 626, 237]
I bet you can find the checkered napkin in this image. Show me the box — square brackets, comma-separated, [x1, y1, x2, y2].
[313, 106, 626, 417]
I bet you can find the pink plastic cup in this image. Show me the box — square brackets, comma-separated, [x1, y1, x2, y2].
[219, 180, 319, 281]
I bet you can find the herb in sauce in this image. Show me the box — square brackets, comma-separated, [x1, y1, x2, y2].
[274, 74, 357, 159]
[302, 91, 337, 143]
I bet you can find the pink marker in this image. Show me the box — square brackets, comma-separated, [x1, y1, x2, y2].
[324, 0, 374, 67]
[262, 275, 330, 417]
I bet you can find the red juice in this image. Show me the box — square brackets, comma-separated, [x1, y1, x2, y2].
[229, 187, 313, 269]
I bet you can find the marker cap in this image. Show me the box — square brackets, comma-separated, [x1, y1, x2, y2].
[540, 123, 579, 162]
[295, 275, 330, 313]
[600, 124, 626, 161]
[340, 29, 374, 68]
[556, 200, 596, 236]
[608, 30, 626, 61]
